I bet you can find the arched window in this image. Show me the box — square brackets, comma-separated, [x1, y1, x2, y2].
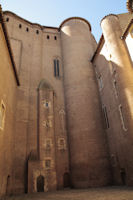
[53, 59, 60, 77]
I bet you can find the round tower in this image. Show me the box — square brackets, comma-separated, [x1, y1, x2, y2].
[60, 17, 111, 188]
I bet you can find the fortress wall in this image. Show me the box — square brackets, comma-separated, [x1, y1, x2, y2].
[4, 12, 69, 192]
[61, 18, 111, 188]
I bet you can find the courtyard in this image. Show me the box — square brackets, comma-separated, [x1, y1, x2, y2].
[5, 186, 133, 200]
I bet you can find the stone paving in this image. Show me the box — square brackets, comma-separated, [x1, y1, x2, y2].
[5, 186, 133, 200]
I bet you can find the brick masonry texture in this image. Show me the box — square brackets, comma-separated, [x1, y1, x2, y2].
[0, 5, 133, 198]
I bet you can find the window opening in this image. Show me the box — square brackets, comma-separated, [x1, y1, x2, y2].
[45, 160, 51, 168]
[119, 105, 127, 131]
[98, 75, 103, 90]
[45, 102, 49, 107]
[54, 60, 56, 77]
[53, 59, 60, 77]
[0, 101, 6, 130]
[19, 24, 22, 28]
[46, 139, 51, 150]
[57, 60, 60, 76]
[102, 105, 109, 129]
[36, 30, 39, 34]
[47, 35, 50, 39]
[113, 80, 118, 98]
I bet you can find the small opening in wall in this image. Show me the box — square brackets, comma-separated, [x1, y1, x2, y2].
[120, 168, 126, 185]
[36, 30, 39, 34]
[45, 160, 51, 168]
[26, 27, 29, 32]
[46, 139, 51, 150]
[45, 102, 49, 107]
[19, 24, 22, 29]
[102, 105, 109, 129]
[6, 175, 11, 195]
[37, 175, 44, 192]
[118, 105, 127, 131]
[54, 36, 57, 40]
[6, 18, 9, 22]
[0, 101, 6, 130]
[63, 172, 70, 188]
[47, 35, 50, 39]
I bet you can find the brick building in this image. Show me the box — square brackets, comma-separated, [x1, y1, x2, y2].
[0, 0, 133, 197]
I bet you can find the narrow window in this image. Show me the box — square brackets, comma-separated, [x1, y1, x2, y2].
[53, 59, 60, 77]
[54, 36, 57, 40]
[98, 75, 103, 90]
[54, 60, 56, 77]
[45, 139, 51, 150]
[26, 27, 29, 32]
[45, 160, 51, 168]
[113, 80, 118, 98]
[57, 59, 60, 76]
[6, 18, 9, 22]
[36, 30, 39, 34]
[19, 24, 22, 29]
[47, 35, 50, 39]
[102, 105, 109, 129]
[119, 105, 127, 131]
[45, 102, 49, 107]
[0, 101, 6, 130]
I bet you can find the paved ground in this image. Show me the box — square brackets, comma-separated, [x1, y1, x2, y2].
[5, 186, 133, 200]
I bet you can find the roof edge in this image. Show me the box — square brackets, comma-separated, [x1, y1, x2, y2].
[3, 10, 59, 31]
[59, 17, 91, 31]
[100, 14, 118, 25]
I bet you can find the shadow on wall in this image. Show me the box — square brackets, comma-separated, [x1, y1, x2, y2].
[94, 52, 133, 186]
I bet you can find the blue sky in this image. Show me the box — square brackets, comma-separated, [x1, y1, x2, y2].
[1, 0, 127, 41]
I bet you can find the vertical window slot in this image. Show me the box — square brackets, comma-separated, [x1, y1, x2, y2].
[54, 60, 56, 77]
[119, 105, 127, 131]
[57, 60, 60, 76]
[102, 105, 109, 129]
[53, 59, 60, 77]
